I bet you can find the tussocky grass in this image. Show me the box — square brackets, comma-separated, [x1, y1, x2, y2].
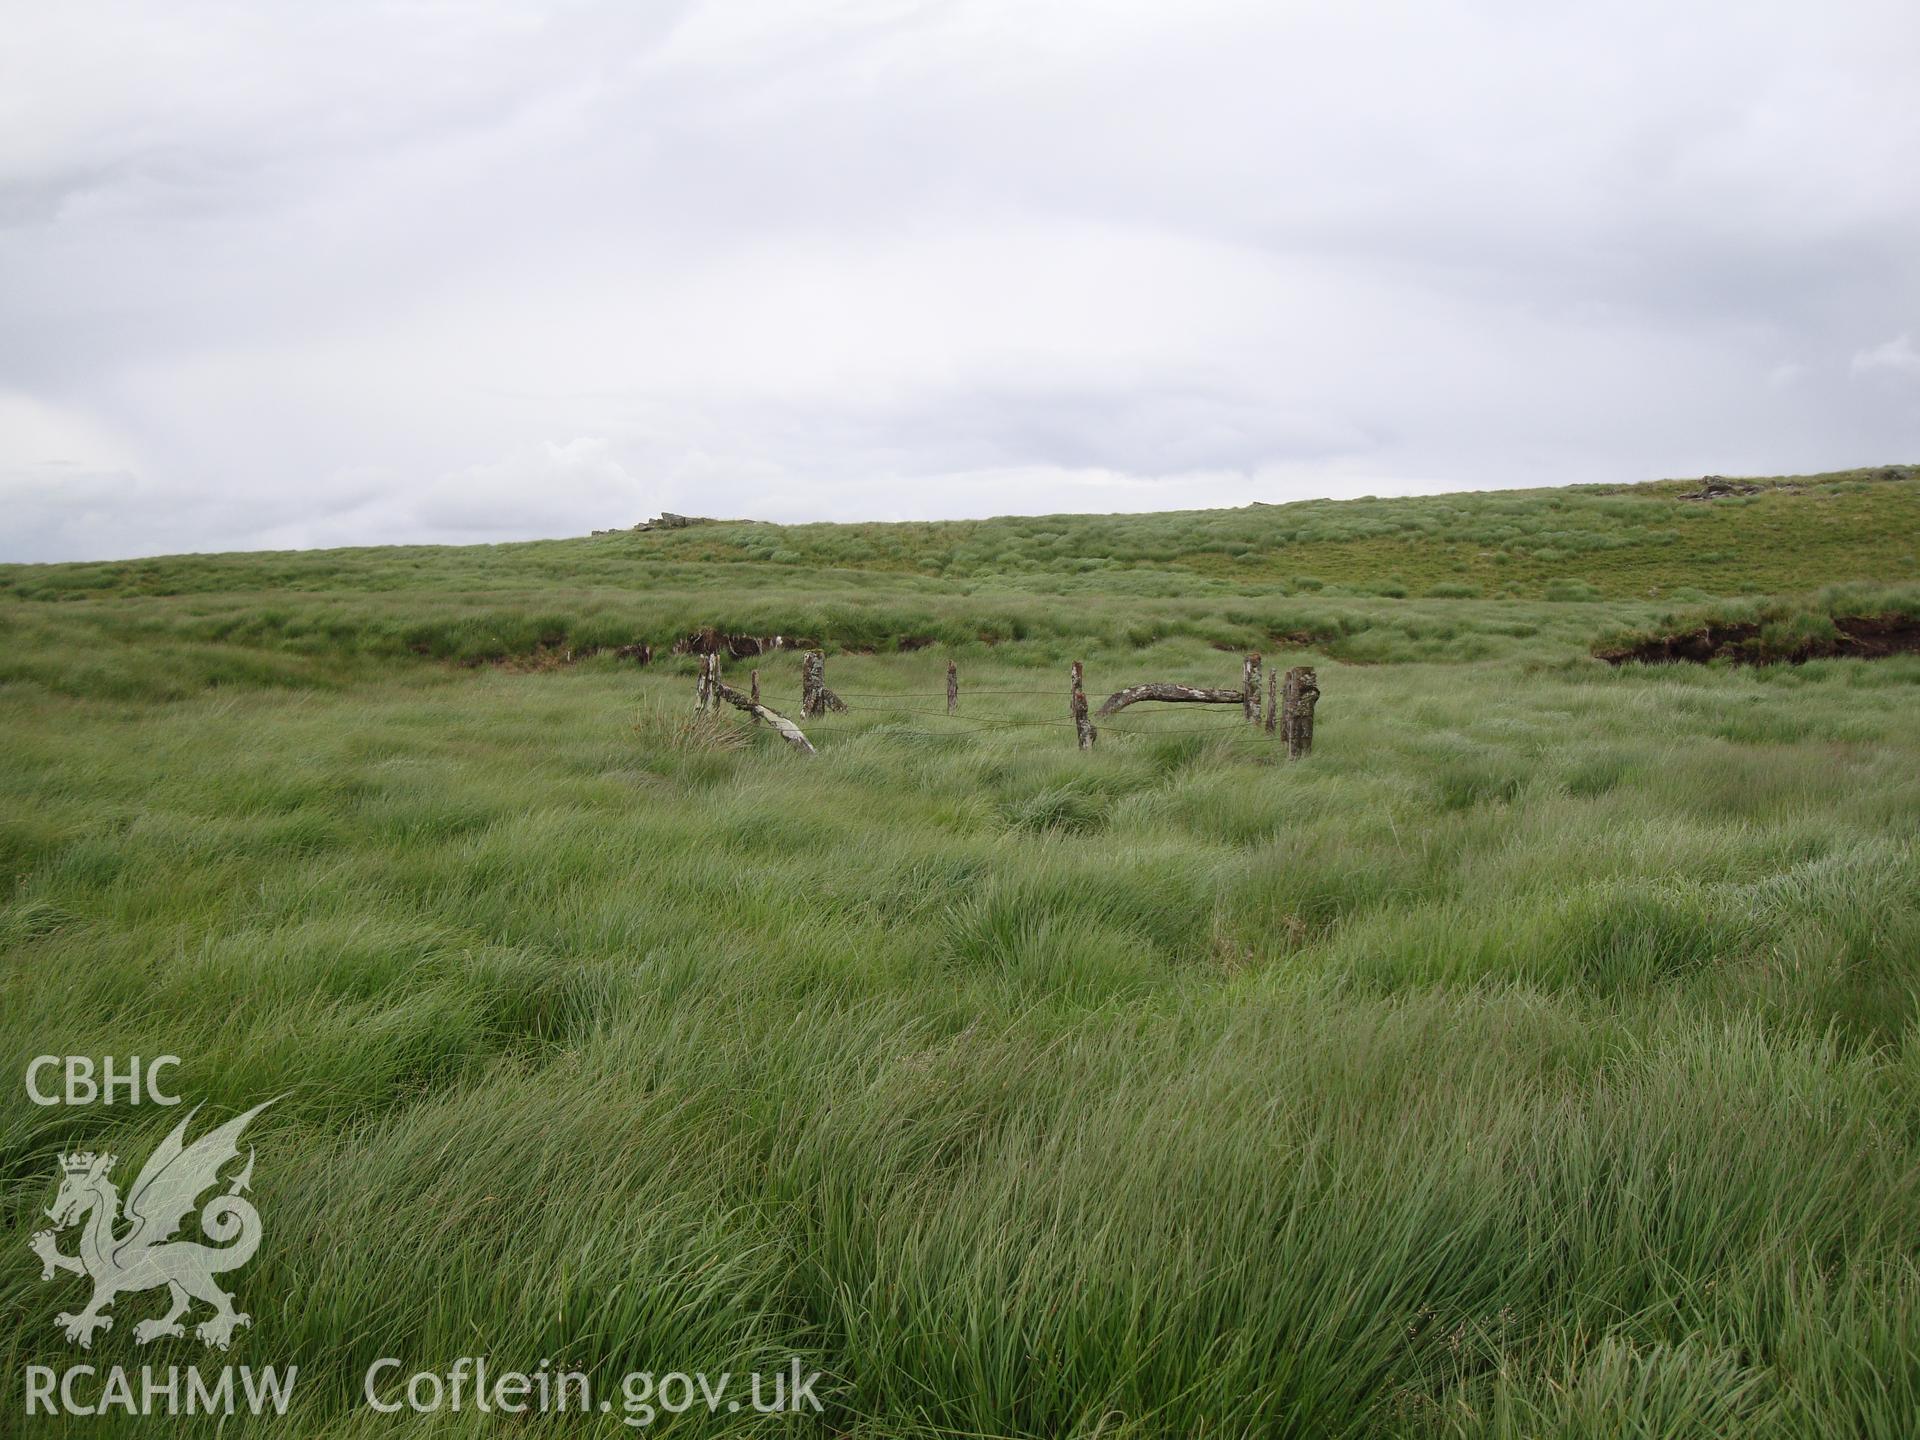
[2, 625, 1918, 1436]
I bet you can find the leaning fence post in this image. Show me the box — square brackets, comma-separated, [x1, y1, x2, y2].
[1265, 668, 1278, 735]
[1244, 653, 1262, 728]
[711, 679, 816, 755]
[750, 668, 761, 724]
[1282, 665, 1320, 760]
[947, 660, 959, 715]
[1070, 661, 1097, 750]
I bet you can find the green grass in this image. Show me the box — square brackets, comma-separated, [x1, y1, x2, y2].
[2, 466, 1918, 1436]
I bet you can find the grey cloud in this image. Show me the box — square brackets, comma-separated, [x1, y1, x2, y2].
[1, 0, 1917, 561]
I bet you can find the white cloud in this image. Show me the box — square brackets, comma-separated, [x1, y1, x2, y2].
[237, 439, 649, 551]
[0, 392, 138, 475]
[1851, 333, 1920, 381]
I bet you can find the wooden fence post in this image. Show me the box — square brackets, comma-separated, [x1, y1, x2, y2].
[694, 652, 713, 710]
[801, 650, 846, 718]
[1282, 665, 1320, 760]
[947, 660, 958, 715]
[1243, 653, 1262, 728]
[750, 668, 761, 723]
[1070, 661, 1097, 750]
[1265, 668, 1278, 735]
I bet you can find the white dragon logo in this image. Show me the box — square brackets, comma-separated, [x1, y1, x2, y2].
[28, 1100, 274, 1350]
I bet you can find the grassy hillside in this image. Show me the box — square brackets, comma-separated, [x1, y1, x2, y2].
[3, 466, 1919, 1437]
[1, 464, 1914, 698]
[8, 462, 1916, 604]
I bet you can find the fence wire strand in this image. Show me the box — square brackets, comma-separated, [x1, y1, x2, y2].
[840, 695, 1075, 706]
[796, 704, 1258, 737]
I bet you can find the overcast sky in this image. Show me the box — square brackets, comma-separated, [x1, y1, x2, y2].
[3, 0, 1917, 562]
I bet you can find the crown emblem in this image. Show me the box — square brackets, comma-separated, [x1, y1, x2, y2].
[59, 1152, 113, 1175]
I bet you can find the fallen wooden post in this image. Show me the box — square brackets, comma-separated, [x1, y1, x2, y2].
[1070, 661, 1097, 750]
[801, 650, 847, 718]
[1282, 665, 1320, 760]
[713, 682, 816, 755]
[1243, 653, 1262, 728]
[1095, 682, 1243, 717]
[947, 660, 959, 715]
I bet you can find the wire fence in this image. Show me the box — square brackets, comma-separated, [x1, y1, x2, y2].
[688, 648, 1316, 753]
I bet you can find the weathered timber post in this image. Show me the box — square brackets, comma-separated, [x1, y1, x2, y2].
[1265, 668, 1278, 735]
[750, 668, 761, 724]
[709, 653, 722, 712]
[1282, 665, 1320, 761]
[713, 681, 816, 755]
[801, 650, 846, 718]
[1095, 683, 1243, 716]
[1243, 653, 1262, 728]
[947, 660, 959, 715]
[694, 652, 714, 710]
[1070, 661, 1097, 750]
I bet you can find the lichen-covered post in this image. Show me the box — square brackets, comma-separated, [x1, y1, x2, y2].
[947, 660, 959, 715]
[801, 650, 846, 718]
[1096, 682, 1243, 716]
[1243, 653, 1262, 728]
[1070, 661, 1097, 750]
[694, 652, 713, 710]
[709, 653, 722, 712]
[1265, 668, 1278, 735]
[801, 651, 822, 717]
[1282, 665, 1319, 761]
[750, 668, 761, 724]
